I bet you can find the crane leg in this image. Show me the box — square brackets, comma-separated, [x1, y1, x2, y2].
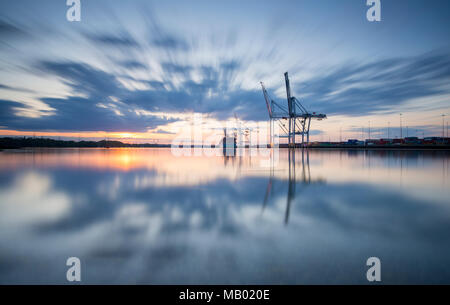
[307, 117, 311, 146]
[292, 117, 296, 148]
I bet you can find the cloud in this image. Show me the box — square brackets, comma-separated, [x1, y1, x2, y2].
[1, 8, 450, 133]
[309, 130, 324, 136]
[0, 19, 28, 39]
[161, 62, 192, 76]
[117, 60, 147, 70]
[84, 32, 140, 48]
[0, 97, 174, 132]
[0, 84, 36, 93]
[153, 129, 175, 135]
[38, 61, 122, 99]
[119, 61, 267, 121]
[294, 51, 450, 116]
[0, 100, 22, 122]
[346, 125, 441, 138]
[2, 58, 181, 132]
[4, 50, 450, 132]
[145, 12, 190, 52]
[151, 36, 189, 51]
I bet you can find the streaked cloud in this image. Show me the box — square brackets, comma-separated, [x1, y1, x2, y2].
[0, 0, 449, 136]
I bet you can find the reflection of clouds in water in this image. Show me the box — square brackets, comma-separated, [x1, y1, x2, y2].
[0, 171, 70, 231]
[0, 149, 450, 283]
[97, 174, 123, 201]
[291, 183, 450, 241]
[189, 211, 203, 227]
[4, 173, 450, 282]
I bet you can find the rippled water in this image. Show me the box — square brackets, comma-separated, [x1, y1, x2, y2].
[0, 148, 449, 284]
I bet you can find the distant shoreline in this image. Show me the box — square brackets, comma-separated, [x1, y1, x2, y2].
[0, 137, 170, 149]
[305, 146, 450, 150]
[1, 137, 449, 151]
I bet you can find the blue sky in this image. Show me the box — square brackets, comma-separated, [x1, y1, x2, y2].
[0, 0, 449, 141]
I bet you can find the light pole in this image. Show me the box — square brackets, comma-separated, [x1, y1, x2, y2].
[387, 121, 390, 139]
[399, 113, 403, 139]
[442, 114, 446, 138]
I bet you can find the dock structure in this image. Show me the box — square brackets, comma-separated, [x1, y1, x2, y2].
[261, 72, 327, 147]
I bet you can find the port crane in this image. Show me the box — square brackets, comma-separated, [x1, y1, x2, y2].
[261, 72, 327, 147]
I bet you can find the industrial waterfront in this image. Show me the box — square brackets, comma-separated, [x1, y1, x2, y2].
[0, 147, 449, 284]
[1, 0, 450, 290]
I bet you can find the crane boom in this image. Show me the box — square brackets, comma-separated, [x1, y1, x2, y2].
[284, 72, 293, 116]
[260, 82, 273, 118]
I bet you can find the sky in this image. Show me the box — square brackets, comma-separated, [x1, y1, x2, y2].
[0, 0, 449, 143]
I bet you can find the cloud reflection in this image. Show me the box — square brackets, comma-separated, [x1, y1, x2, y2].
[0, 149, 449, 283]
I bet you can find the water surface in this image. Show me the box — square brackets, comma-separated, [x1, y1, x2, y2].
[0, 148, 449, 284]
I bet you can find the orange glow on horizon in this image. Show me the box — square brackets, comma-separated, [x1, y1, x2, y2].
[0, 129, 172, 143]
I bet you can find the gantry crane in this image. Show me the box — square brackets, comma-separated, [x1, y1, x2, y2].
[261, 72, 327, 147]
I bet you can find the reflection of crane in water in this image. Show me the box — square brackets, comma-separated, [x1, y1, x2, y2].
[262, 148, 321, 225]
[285, 148, 314, 224]
[221, 140, 254, 178]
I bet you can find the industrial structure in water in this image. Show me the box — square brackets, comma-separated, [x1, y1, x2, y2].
[261, 72, 327, 147]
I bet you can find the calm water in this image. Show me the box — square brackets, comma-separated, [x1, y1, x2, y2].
[0, 148, 449, 284]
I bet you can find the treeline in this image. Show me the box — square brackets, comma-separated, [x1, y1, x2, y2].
[0, 137, 169, 149]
